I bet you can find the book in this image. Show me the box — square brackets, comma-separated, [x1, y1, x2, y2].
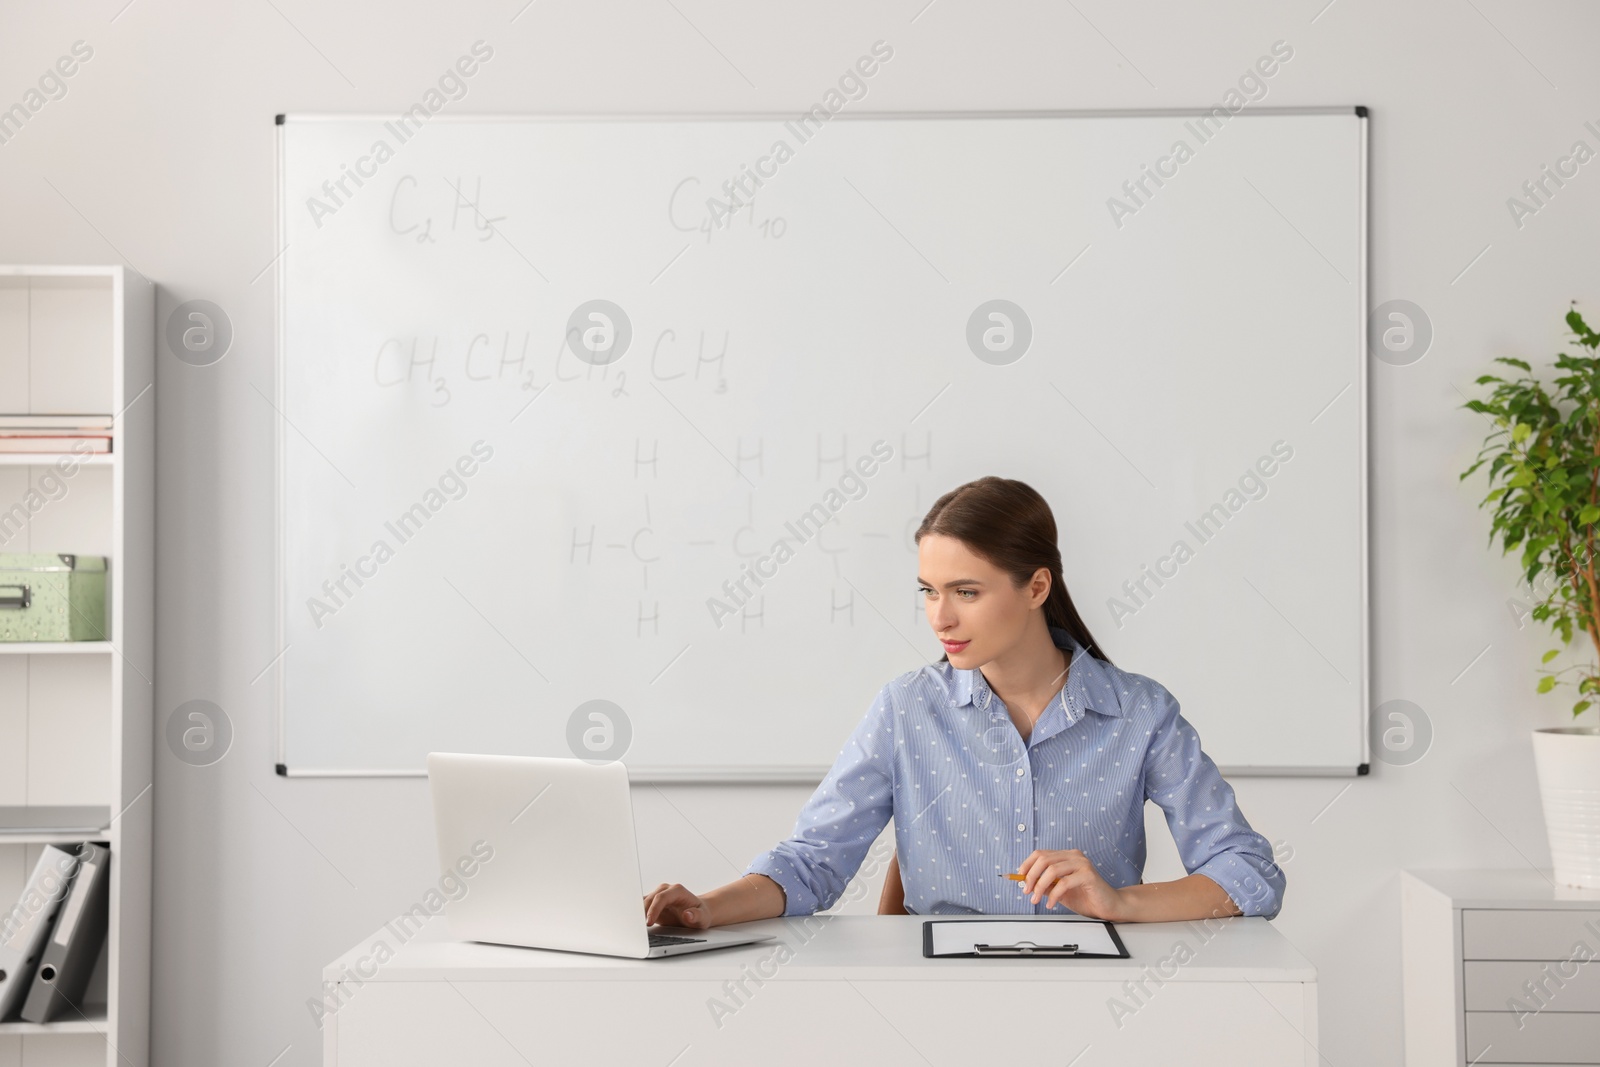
[0, 416, 114, 431]
[0, 435, 111, 454]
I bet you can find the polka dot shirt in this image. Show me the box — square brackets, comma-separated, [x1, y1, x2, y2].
[744, 627, 1286, 919]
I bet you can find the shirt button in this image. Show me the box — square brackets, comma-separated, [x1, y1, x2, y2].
[1017, 823, 1026, 832]
[1015, 767, 1025, 776]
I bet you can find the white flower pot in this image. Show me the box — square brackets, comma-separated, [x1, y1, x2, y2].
[1532, 726, 1600, 889]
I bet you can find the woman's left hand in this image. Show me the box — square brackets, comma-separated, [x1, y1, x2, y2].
[1016, 849, 1125, 920]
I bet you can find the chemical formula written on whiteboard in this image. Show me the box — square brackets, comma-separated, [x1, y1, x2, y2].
[388, 174, 508, 245]
[565, 433, 936, 635]
[369, 325, 731, 406]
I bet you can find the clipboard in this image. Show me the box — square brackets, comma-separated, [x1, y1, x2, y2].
[921, 919, 1130, 958]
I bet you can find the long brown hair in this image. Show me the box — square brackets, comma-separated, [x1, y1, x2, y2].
[914, 476, 1111, 664]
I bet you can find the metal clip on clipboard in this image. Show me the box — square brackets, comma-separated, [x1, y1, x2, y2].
[922, 919, 1128, 959]
[972, 940, 1080, 956]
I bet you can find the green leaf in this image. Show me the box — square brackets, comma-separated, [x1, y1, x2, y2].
[1543, 648, 1561, 663]
[1538, 675, 1557, 693]
[1574, 701, 1591, 717]
[1567, 309, 1594, 343]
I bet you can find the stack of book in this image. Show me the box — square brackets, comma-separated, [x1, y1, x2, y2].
[0, 415, 112, 455]
[0, 842, 110, 1024]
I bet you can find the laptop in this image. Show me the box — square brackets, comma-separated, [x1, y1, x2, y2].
[427, 752, 777, 959]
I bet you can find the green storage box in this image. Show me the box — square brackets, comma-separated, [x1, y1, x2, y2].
[0, 554, 108, 641]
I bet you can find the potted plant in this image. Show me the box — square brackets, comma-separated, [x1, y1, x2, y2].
[1462, 304, 1600, 889]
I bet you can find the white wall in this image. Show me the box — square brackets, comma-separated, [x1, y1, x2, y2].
[3, 0, 1598, 1063]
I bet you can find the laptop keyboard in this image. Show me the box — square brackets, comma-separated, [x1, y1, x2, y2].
[648, 932, 707, 947]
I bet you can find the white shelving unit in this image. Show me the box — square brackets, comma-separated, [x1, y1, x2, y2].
[0, 266, 152, 1067]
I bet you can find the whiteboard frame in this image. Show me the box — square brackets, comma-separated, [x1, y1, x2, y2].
[272, 106, 1371, 783]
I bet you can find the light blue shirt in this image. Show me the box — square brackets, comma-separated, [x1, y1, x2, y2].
[745, 626, 1285, 919]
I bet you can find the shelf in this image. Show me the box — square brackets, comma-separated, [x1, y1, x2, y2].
[0, 806, 111, 844]
[0, 1005, 108, 1034]
[0, 452, 113, 466]
[0, 830, 110, 845]
[0, 642, 114, 654]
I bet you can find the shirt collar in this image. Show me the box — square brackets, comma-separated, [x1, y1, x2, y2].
[952, 625, 1121, 722]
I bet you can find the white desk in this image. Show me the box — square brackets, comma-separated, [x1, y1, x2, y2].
[321, 913, 1316, 1066]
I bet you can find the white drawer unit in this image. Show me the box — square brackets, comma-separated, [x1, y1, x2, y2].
[1403, 870, 1600, 1066]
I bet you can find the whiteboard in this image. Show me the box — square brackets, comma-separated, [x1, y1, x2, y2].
[274, 109, 1368, 780]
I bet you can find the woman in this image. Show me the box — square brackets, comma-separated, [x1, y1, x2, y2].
[644, 476, 1285, 927]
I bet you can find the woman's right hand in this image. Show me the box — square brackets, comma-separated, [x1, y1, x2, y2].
[643, 882, 713, 929]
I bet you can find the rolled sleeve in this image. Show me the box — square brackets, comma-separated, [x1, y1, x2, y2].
[1139, 682, 1286, 920]
[744, 684, 897, 915]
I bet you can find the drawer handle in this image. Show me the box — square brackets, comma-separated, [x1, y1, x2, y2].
[0, 584, 30, 610]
